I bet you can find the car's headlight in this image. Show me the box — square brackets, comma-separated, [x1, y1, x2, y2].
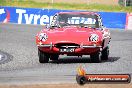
[39, 33, 48, 42]
[89, 34, 99, 42]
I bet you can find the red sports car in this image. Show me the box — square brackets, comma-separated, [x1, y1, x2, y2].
[36, 12, 111, 63]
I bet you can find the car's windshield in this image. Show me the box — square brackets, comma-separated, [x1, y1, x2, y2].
[57, 13, 99, 28]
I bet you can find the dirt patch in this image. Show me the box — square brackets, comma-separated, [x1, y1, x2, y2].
[0, 83, 132, 88]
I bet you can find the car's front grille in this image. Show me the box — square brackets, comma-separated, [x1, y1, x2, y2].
[55, 43, 80, 49]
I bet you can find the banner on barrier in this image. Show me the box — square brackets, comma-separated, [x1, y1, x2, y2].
[0, 6, 127, 29]
[0, 7, 70, 25]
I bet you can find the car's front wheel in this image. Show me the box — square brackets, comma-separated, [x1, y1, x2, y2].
[101, 46, 109, 60]
[90, 51, 101, 63]
[38, 49, 50, 63]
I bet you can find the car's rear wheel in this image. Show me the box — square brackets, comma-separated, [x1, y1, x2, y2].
[101, 46, 109, 60]
[50, 54, 59, 61]
[90, 51, 101, 63]
[38, 49, 50, 63]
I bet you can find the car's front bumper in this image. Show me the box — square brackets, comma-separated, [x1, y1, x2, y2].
[37, 43, 102, 54]
[37, 44, 101, 48]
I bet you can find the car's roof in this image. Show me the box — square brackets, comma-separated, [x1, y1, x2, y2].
[58, 12, 99, 15]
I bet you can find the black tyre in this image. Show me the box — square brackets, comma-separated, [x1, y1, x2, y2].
[38, 49, 50, 63]
[76, 75, 86, 85]
[90, 51, 101, 63]
[101, 46, 109, 60]
[50, 54, 59, 61]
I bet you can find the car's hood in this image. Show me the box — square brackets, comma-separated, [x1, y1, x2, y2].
[37, 26, 103, 45]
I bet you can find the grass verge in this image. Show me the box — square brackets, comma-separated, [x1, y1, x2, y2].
[0, 0, 132, 12]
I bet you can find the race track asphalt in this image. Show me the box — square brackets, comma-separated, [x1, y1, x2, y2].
[0, 23, 132, 84]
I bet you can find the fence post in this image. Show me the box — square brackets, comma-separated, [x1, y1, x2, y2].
[124, 0, 126, 7]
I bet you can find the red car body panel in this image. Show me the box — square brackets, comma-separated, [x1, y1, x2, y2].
[36, 12, 110, 56]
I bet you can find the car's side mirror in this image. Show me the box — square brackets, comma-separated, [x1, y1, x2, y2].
[101, 25, 106, 29]
[44, 24, 50, 29]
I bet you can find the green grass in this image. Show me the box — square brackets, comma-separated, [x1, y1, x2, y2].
[0, 0, 132, 12]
